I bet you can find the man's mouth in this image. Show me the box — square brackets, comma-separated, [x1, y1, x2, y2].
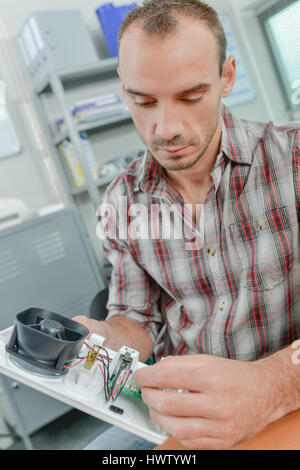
[159, 145, 190, 156]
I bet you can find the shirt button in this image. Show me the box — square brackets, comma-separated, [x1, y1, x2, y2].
[207, 247, 216, 256]
[257, 220, 263, 230]
[219, 302, 226, 311]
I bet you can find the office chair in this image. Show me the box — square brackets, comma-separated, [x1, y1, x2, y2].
[89, 287, 109, 320]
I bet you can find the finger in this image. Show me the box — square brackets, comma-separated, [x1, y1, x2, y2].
[72, 315, 89, 326]
[180, 437, 232, 450]
[72, 316, 91, 335]
[148, 407, 223, 442]
[135, 356, 212, 392]
[141, 387, 222, 420]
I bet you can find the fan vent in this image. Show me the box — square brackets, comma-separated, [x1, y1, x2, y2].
[6, 308, 89, 376]
[0, 249, 21, 283]
[34, 232, 66, 266]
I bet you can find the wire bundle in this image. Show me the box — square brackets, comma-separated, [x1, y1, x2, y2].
[67, 341, 133, 403]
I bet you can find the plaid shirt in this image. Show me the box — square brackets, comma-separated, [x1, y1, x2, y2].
[97, 103, 300, 361]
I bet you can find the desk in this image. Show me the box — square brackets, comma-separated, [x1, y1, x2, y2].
[156, 408, 300, 450]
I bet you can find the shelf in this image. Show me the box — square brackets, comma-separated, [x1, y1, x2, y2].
[71, 172, 121, 196]
[36, 57, 119, 94]
[54, 110, 132, 144]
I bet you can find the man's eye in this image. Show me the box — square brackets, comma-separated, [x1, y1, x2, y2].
[135, 101, 156, 107]
[181, 96, 203, 103]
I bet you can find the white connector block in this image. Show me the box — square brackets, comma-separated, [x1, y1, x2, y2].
[109, 345, 140, 378]
[65, 334, 107, 396]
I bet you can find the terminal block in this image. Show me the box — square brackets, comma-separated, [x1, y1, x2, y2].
[107, 346, 139, 402]
[84, 344, 101, 370]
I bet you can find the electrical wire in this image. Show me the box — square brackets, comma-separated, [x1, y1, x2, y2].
[107, 361, 126, 401]
[84, 342, 112, 362]
[65, 356, 87, 369]
[97, 355, 110, 401]
[75, 343, 134, 402]
[111, 369, 132, 401]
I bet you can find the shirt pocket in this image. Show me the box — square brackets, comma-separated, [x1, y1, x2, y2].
[228, 206, 294, 291]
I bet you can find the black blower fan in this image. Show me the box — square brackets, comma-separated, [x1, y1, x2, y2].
[6, 308, 89, 376]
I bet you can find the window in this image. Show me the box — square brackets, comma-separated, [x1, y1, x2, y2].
[259, 0, 300, 110]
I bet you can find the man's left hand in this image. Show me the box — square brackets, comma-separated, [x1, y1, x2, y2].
[135, 354, 283, 449]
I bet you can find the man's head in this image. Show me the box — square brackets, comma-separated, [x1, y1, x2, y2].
[117, 0, 236, 173]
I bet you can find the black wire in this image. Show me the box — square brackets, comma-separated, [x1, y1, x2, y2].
[112, 369, 133, 401]
[92, 347, 133, 403]
[97, 355, 110, 400]
[108, 361, 127, 400]
[98, 346, 111, 401]
[96, 346, 112, 400]
[100, 346, 112, 362]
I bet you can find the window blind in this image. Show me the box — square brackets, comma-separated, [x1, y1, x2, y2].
[262, 0, 300, 109]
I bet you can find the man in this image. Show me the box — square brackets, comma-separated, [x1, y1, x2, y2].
[74, 0, 300, 450]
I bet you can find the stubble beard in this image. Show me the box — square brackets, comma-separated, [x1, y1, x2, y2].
[141, 99, 221, 172]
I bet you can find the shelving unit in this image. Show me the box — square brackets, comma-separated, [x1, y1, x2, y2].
[34, 56, 134, 209]
[34, 57, 119, 95]
[15, 42, 142, 283]
[53, 110, 132, 146]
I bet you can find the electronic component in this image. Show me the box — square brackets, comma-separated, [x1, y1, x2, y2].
[67, 343, 142, 404]
[84, 344, 101, 370]
[109, 404, 124, 415]
[105, 346, 139, 402]
[5, 308, 89, 376]
[114, 373, 142, 400]
[65, 333, 109, 395]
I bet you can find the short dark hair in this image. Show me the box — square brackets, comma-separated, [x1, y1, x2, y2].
[118, 0, 227, 76]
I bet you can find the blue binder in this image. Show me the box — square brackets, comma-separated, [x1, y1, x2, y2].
[96, 2, 137, 57]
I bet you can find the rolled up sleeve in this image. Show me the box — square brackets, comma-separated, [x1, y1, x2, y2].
[96, 179, 163, 345]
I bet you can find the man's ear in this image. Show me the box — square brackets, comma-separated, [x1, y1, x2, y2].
[221, 55, 236, 98]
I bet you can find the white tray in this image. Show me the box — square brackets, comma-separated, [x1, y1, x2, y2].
[0, 326, 167, 445]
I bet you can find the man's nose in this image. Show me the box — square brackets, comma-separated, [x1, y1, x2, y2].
[154, 103, 185, 142]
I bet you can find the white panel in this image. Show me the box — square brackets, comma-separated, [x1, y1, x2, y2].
[0, 104, 21, 159]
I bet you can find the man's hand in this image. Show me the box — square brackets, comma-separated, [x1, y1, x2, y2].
[135, 354, 287, 450]
[73, 315, 112, 342]
[73, 315, 153, 362]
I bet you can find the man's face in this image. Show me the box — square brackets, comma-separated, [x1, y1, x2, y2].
[118, 15, 235, 172]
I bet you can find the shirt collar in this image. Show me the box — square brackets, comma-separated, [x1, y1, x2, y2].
[220, 103, 255, 166]
[134, 103, 254, 194]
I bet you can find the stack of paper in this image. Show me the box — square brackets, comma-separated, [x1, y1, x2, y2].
[56, 94, 126, 131]
[58, 133, 98, 187]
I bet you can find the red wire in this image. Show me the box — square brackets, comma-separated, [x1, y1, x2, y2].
[83, 342, 111, 362]
[111, 369, 131, 399]
[65, 356, 86, 369]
